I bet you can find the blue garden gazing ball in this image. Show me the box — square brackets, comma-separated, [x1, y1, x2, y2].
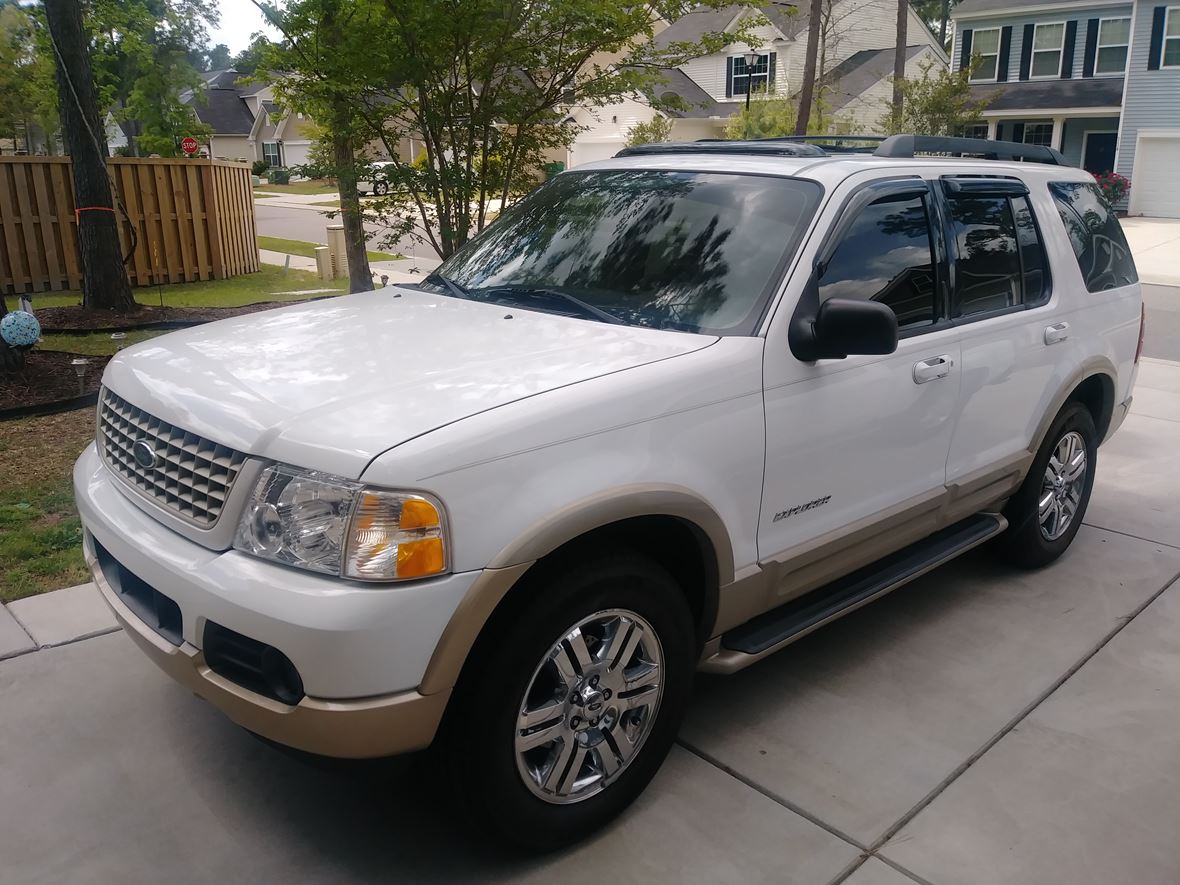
[0, 310, 41, 347]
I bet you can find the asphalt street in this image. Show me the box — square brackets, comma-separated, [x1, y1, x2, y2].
[254, 202, 439, 262]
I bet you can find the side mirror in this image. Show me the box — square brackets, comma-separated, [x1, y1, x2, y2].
[809, 298, 898, 360]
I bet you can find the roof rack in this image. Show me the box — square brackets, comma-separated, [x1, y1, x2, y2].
[751, 135, 885, 153]
[873, 135, 1065, 165]
[614, 140, 828, 159]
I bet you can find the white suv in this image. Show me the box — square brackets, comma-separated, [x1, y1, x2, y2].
[75, 135, 1142, 849]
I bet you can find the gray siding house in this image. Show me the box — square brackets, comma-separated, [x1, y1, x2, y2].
[951, 0, 1180, 216]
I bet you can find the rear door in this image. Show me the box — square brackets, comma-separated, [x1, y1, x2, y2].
[940, 176, 1059, 489]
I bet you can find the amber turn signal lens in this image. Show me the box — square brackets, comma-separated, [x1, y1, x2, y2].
[396, 537, 446, 578]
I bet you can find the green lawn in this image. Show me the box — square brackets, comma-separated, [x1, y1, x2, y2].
[0, 409, 95, 603]
[254, 179, 338, 195]
[28, 265, 347, 311]
[257, 235, 402, 263]
[39, 329, 168, 356]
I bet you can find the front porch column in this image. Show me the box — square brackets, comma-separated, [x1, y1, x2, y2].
[986, 119, 998, 141]
[1051, 116, 1065, 150]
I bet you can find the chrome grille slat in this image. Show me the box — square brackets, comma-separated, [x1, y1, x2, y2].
[97, 387, 246, 527]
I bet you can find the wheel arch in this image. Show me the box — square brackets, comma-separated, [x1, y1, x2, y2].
[1030, 359, 1118, 457]
[418, 486, 735, 695]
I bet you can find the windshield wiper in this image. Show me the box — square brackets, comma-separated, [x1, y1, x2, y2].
[484, 285, 624, 325]
[425, 271, 471, 301]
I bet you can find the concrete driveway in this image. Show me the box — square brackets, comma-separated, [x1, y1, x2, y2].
[3, 360, 1180, 884]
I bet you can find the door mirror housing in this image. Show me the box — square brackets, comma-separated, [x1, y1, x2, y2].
[807, 298, 899, 360]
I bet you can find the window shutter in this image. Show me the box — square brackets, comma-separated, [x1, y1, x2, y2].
[997, 27, 1012, 81]
[726, 56, 734, 97]
[1083, 18, 1099, 77]
[768, 52, 777, 92]
[1148, 6, 1166, 70]
[959, 28, 973, 70]
[1019, 23, 1034, 80]
[1062, 20, 1078, 78]
[1012, 122, 1025, 143]
[995, 123, 1004, 140]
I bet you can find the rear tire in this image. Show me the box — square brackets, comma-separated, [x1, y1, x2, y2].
[998, 402, 1097, 569]
[438, 552, 695, 851]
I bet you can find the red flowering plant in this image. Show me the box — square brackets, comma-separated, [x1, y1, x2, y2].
[1093, 171, 1130, 205]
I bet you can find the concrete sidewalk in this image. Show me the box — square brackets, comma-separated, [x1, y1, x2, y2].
[258, 250, 441, 287]
[3, 362, 1180, 883]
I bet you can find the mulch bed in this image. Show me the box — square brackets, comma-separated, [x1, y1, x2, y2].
[1, 350, 111, 416]
[36, 300, 325, 333]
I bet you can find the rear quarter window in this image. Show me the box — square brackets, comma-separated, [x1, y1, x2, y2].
[1049, 182, 1138, 292]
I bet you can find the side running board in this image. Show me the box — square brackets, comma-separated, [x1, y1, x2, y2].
[707, 512, 1007, 671]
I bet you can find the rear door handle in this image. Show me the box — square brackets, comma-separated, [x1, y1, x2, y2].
[913, 355, 953, 384]
[1044, 322, 1070, 345]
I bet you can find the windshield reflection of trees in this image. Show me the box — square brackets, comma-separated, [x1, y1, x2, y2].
[439, 172, 737, 332]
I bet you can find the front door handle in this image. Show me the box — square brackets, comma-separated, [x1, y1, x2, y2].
[1044, 322, 1070, 345]
[913, 355, 953, 384]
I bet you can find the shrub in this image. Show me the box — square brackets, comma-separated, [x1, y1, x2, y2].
[269, 167, 291, 185]
[542, 160, 565, 179]
[252, 159, 271, 176]
[1094, 171, 1130, 205]
[625, 115, 674, 146]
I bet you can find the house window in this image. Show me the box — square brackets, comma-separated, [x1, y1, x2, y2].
[262, 142, 282, 166]
[1023, 123, 1054, 146]
[1095, 17, 1130, 74]
[732, 54, 771, 95]
[961, 123, 990, 139]
[970, 28, 1001, 80]
[1030, 22, 1066, 78]
[1165, 7, 1180, 68]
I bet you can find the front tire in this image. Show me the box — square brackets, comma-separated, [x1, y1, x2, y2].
[439, 553, 696, 851]
[998, 402, 1097, 568]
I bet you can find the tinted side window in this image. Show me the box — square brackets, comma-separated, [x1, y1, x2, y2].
[1050, 182, 1138, 292]
[1012, 196, 1049, 306]
[947, 195, 1021, 317]
[819, 194, 937, 330]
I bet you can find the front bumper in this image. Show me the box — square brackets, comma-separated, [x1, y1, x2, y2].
[74, 443, 481, 757]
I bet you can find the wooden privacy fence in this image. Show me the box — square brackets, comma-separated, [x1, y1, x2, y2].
[0, 156, 258, 296]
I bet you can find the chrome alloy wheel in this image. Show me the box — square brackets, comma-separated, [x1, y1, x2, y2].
[1039, 430, 1088, 541]
[514, 609, 664, 804]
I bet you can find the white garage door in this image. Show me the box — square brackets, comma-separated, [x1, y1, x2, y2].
[568, 141, 624, 169]
[1132, 135, 1180, 219]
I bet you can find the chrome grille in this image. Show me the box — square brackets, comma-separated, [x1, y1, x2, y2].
[98, 388, 247, 527]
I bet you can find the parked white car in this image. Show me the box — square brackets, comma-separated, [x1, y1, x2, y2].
[76, 135, 1142, 849]
[356, 160, 396, 196]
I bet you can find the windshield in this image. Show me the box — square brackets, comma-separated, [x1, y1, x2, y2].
[424, 170, 822, 335]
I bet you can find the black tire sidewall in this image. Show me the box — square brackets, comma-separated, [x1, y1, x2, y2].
[441, 554, 696, 851]
[1003, 403, 1097, 566]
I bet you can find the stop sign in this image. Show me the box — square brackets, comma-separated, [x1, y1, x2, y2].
[180, 136, 199, 156]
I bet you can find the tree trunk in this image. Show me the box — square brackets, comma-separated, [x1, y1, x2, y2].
[44, 0, 135, 313]
[332, 126, 373, 294]
[892, 0, 909, 130]
[940, 0, 949, 47]
[795, 0, 825, 136]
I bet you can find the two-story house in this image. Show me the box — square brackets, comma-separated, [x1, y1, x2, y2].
[951, 0, 1180, 217]
[563, 1, 948, 168]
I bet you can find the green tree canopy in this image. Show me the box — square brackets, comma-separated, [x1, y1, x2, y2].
[879, 56, 992, 136]
[258, 0, 766, 259]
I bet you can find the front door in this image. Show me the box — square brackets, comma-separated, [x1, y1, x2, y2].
[1083, 132, 1117, 175]
[759, 177, 961, 604]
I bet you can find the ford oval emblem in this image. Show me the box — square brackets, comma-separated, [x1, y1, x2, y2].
[132, 439, 160, 470]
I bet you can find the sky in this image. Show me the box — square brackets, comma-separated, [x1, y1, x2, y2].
[207, 0, 281, 54]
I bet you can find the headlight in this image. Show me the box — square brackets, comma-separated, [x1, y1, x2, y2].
[234, 464, 448, 582]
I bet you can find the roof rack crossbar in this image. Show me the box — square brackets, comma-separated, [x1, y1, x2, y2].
[874, 135, 1065, 165]
[614, 140, 828, 159]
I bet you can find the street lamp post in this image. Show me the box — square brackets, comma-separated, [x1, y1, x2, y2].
[743, 50, 761, 113]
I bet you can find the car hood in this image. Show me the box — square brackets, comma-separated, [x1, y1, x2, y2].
[102, 287, 715, 477]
